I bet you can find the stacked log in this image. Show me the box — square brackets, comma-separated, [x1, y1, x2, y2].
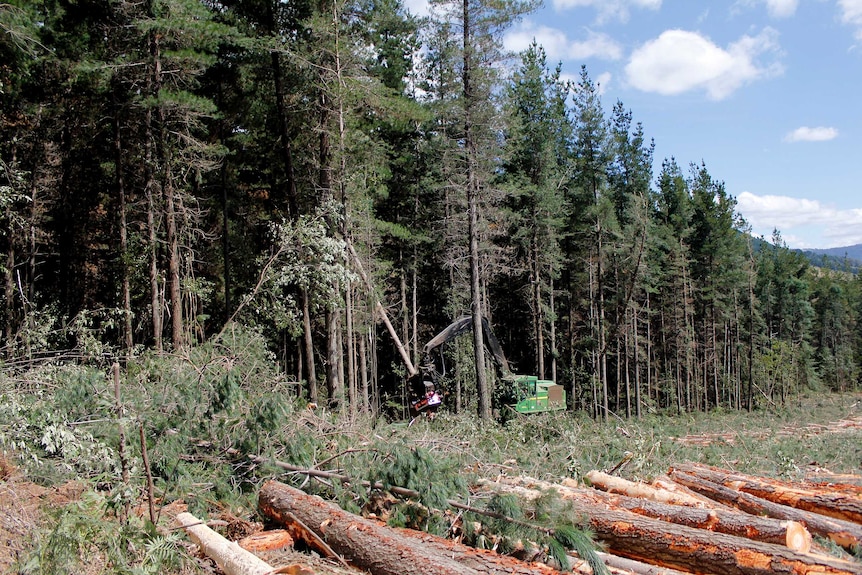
[259, 476, 862, 575]
[483, 475, 812, 552]
[671, 463, 862, 524]
[177, 463, 862, 575]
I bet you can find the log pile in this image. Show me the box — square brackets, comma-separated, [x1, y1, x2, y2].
[178, 463, 862, 575]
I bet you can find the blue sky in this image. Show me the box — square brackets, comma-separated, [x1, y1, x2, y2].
[406, 0, 862, 249]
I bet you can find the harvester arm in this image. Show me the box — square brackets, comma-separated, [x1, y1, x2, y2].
[421, 315, 512, 378]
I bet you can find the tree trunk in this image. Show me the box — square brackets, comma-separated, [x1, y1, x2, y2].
[146, 26, 163, 353]
[112, 101, 134, 354]
[164, 164, 183, 350]
[359, 325, 369, 413]
[477, 481, 860, 575]
[259, 481, 487, 575]
[672, 463, 862, 525]
[462, 0, 491, 421]
[345, 286, 357, 416]
[176, 512, 275, 575]
[326, 310, 342, 409]
[668, 470, 862, 551]
[585, 470, 711, 508]
[302, 289, 317, 403]
[550, 276, 557, 384]
[487, 476, 811, 552]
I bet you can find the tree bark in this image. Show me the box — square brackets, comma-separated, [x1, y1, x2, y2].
[668, 470, 862, 551]
[673, 463, 862, 524]
[585, 470, 712, 508]
[259, 480, 485, 575]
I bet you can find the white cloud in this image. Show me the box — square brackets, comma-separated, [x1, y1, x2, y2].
[624, 27, 784, 100]
[551, 0, 661, 24]
[737, 191, 862, 248]
[403, 0, 430, 17]
[595, 71, 612, 94]
[784, 126, 839, 142]
[504, 23, 623, 61]
[733, 0, 797, 18]
[765, 0, 798, 18]
[838, 0, 862, 39]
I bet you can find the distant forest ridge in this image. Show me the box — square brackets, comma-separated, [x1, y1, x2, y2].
[750, 236, 862, 272]
[802, 244, 862, 270]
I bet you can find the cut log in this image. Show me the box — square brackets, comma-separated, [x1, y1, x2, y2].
[651, 476, 737, 510]
[583, 471, 710, 508]
[391, 525, 594, 575]
[175, 511, 275, 575]
[672, 463, 862, 524]
[238, 529, 294, 553]
[595, 551, 701, 575]
[804, 474, 862, 489]
[487, 476, 811, 552]
[477, 479, 862, 575]
[258, 480, 568, 575]
[668, 470, 862, 551]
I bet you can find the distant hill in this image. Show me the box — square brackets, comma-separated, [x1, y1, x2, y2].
[747, 235, 861, 273]
[798, 244, 862, 273]
[804, 244, 862, 262]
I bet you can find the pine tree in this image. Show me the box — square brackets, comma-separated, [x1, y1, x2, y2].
[424, 0, 536, 419]
[500, 41, 569, 382]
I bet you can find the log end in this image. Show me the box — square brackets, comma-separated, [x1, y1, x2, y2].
[784, 520, 812, 554]
[239, 529, 295, 553]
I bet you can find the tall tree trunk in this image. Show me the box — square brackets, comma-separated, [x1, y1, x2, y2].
[532, 239, 545, 379]
[146, 22, 163, 353]
[550, 276, 557, 384]
[400, 250, 410, 359]
[462, 0, 491, 420]
[112, 103, 134, 353]
[326, 310, 343, 409]
[633, 304, 641, 418]
[303, 289, 317, 402]
[164, 164, 183, 350]
[359, 324, 369, 413]
[4, 239, 14, 348]
[346, 285, 357, 415]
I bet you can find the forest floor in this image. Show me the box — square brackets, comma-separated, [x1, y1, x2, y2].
[1, 390, 860, 574]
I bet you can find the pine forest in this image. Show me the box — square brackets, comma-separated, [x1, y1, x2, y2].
[2, 0, 862, 573]
[3, 0, 860, 417]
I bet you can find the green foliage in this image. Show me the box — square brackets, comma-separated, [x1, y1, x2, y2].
[17, 491, 188, 575]
[553, 524, 608, 575]
[372, 445, 467, 510]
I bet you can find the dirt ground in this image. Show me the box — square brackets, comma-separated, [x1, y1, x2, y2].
[0, 454, 89, 573]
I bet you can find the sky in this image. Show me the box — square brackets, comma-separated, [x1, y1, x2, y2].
[404, 0, 862, 250]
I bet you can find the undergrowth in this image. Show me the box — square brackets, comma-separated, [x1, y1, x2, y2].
[0, 328, 859, 574]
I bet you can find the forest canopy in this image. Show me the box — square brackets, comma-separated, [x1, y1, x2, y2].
[1, 0, 859, 420]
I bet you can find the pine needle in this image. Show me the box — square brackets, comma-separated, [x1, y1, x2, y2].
[553, 524, 609, 575]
